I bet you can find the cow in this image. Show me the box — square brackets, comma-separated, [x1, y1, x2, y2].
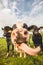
[11, 27, 29, 57]
[26, 25, 42, 50]
[2, 26, 14, 57]
[32, 27, 43, 52]
[12, 22, 30, 57]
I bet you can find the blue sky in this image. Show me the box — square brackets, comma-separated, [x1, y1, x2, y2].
[0, 0, 43, 37]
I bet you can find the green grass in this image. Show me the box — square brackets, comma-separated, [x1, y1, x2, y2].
[0, 38, 43, 65]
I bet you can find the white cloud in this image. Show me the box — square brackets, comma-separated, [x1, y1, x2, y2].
[0, 3, 3, 9]
[32, 0, 40, 6]
[2, 0, 8, 8]
[30, 0, 43, 16]
[11, 1, 17, 12]
[0, 8, 18, 27]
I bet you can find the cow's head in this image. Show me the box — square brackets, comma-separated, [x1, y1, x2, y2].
[2, 26, 13, 37]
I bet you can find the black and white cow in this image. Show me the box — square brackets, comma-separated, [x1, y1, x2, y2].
[2, 26, 14, 57]
[32, 27, 42, 48]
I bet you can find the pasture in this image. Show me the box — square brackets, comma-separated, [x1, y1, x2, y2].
[0, 35, 43, 65]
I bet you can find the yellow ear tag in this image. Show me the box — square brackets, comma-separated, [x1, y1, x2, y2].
[8, 30, 12, 33]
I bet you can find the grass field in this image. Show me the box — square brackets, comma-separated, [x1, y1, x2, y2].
[0, 37, 43, 65]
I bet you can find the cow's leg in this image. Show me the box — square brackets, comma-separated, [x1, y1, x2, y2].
[12, 44, 14, 57]
[20, 51, 22, 57]
[7, 42, 10, 57]
[24, 52, 26, 58]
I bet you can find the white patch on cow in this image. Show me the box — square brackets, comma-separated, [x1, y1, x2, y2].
[16, 22, 23, 28]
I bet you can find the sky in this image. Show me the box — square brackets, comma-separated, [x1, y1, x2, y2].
[0, 0, 43, 37]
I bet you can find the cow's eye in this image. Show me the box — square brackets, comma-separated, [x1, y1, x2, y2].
[24, 31, 28, 35]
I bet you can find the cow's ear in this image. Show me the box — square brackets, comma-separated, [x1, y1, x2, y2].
[1, 28, 4, 30]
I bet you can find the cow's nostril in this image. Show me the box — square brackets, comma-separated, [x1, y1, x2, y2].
[13, 33, 15, 36]
[24, 31, 28, 35]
